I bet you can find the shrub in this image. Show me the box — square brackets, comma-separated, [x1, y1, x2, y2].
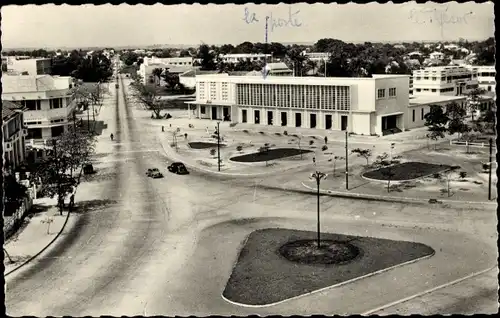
[309, 140, 314, 146]
[259, 131, 265, 135]
[236, 145, 243, 152]
[482, 163, 490, 171]
[210, 149, 216, 157]
[283, 130, 288, 135]
[275, 132, 281, 136]
[242, 129, 249, 133]
[322, 145, 328, 151]
[433, 173, 441, 179]
[184, 133, 188, 139]
[459, 171, 467, 179]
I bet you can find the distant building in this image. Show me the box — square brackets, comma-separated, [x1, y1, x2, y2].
[179, 69, 220, 89]
[412, 66, 479, 96]
[303, 52, 331, 62]
[137, 57, 194, 84]
[5, 57, 52, 75]
[429, 52, 445, 60]
[219, 53, 271, 64]
[1, 75, 77, 142]
[2, 100, 28, 170]
[263, 62, 293, 76]
[187, 73, 411, 136]
[407, 95, 467, 129]
[466, 65, 496, 93]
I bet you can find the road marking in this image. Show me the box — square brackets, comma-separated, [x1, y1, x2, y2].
[362, 265, 498, 315]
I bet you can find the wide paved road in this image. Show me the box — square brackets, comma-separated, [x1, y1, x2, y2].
[6, 75, 498, 316]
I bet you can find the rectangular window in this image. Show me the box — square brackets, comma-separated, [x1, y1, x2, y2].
[50, 98, 62, 109]
[431, 89, 437, 92]
[412, 109, 415, 122]
[377, 88, 385, 99]
[416, 88, 421, 92]
[388, 88, 396, 97]
[421, 108, 424, 120]
[22, 100, 42, 111]
[432, 77, 437, 81]
[200, 106, 206, 114]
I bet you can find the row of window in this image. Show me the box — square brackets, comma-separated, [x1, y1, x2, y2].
[18, 98, 67, 111]
[415, 88, 455, 93]
[377, 88, 397, 99]
[412, 108, 426, 122]
[414, 75, 475, 81]
[235, 84, 351, 110]
[478, 72, 495, 77]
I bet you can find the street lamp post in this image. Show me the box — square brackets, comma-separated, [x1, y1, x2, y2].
[310, 171, 328, 247]
[390, 143, 395, 162]
[345, 131, 349, 190]
[216, 121, 221, 172]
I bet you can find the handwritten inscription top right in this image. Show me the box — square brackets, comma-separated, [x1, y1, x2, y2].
[408, 6, 473, 26]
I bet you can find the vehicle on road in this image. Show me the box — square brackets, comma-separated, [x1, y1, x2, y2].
[83, 163, 95, 175]
[167, 162, 189, 175]
[146, 168, 164, 178]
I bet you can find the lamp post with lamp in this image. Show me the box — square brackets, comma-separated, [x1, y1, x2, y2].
[310, 170, 328, 247]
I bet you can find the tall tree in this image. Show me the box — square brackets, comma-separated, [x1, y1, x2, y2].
[424, 105, 449, 150]
[151, 68, 163, 86]
[133, 83, 166, 119]
[197, 44, 216, 70]
[445, 102, 469, 138]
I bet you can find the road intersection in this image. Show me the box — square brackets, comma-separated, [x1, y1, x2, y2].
[5, 75, 498, 316]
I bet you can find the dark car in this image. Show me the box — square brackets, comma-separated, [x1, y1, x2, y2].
[83, 163, 94, 175]
[146, 168, 163, 178]
[168, 162, 189, 175]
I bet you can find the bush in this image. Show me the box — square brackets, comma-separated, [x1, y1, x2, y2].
[236, 145, 243, 152]
[433, 173, 441, 179]
[322, 145, 328, 151]
[459, 171, 467, 179]
[243, 129, 249, 133]
[283, 130, 288, 136]
[210, 149, 216, 157]
[275, 132, 281, 136]
[259, 131, 265, 135]
[309, 140, 314, 146]
[482, 163, 490, 171]
[184, 133, 188, 138]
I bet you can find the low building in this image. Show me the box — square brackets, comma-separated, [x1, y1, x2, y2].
[179, 69, 220, 89]
[263, 62, 293, 77]
[303, 52, 331, 62]
[187, 73, 411, 136]
[2, 100, 28, 170]
[412, 66, 479, 96]
[6, 57, 52, 75]
[429, 52, 445, 60]
[407, 95, 467, 130]
[138, 57, 194, 85]
[219, 53, 271, 64]
[1, 75, 77, 142]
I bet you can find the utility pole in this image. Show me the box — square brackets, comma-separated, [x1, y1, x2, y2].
[217, 121, 221, 172]
[345, 131, 349, 190]
[310, 171, 327, 247]
[488, 138, 493, 200]
[87, 104, 90, 133]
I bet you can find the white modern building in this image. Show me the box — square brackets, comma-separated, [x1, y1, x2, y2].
[2, 100, 28, 170]
[219, 53, 271, 64]
[407, 95, 467, 130]
[411, 66, 479, 96]
[137, 57, 194, 85]
[4, 57, 52, 75]
[1, 75, 77, 142]
[187, 74, 411, 136]
[429, 52, 445, 60]
[466, 65, 496, 93]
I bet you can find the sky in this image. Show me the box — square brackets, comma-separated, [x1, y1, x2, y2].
[1, 2, 495, 49]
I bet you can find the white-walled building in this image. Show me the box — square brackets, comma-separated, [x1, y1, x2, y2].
[411, 66, 479, 96]
[303, 52, 331, 62]
[137, 57, 194, 84]
[407, 95, 467, 130]
[1, 75, 77, 142]
[466, 65, 496, 93]
[429, 52, 445, 60]
[187, 74, 411, 136]
[263, 62, 293, 76]
[2, 100, 27, 170]
[5, 57, 52, 75]
[219, 53, 271, 64]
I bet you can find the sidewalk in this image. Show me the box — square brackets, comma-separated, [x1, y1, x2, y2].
[4, 198, 70, 275]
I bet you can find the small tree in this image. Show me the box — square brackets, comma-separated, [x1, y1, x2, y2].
[41, 216, 54, 234]
[309, 139, 314, 146]
[133, 83, 165, 119]
[381, 166, 396, 193]
[461, 132, 477, 154]
[374, 152, 391, 167]
[259, 143, 271, 166]
[332, 155, 345, 177]
[446, 102, 469, 139]
[444, 167, 460, 197]
[151, 68, 163, 86]
[424, 105, 449, 150]
[459, 171, 467, 180]
[351, 148, 372, 166]
[296, 135, 303, 159]
[236, 145, 243, 152]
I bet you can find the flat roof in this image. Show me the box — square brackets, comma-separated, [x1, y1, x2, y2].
[409, 95, 467, 106]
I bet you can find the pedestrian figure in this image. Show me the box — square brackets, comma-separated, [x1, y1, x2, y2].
[170, 124, 172, 128]
[110, 133, 114, 141]
[162, 126, 164, 132]
[69, 194, 75, 212]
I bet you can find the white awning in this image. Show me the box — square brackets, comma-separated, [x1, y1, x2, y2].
[379, 112, 404, 117]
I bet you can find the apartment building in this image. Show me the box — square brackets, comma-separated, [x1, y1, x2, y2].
[2, 100, 28, 170]
[187, 74, 411, 136]
[2, 75, 77, 142]
[466, 65, 496, 93]
[219, 53, 271, 64]
[411, 66, 479, 96]
[5, 57, 52, 75]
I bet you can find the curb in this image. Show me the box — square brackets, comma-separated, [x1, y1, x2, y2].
[301, 182, 497, 206]
[362, 265, 498, 315]
[158, 139, 329, 177]
[4, 207, 72, 277]
[220, 251, 435, 308]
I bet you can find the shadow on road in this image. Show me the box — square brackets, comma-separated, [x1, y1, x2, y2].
[72, 199, 119, 214]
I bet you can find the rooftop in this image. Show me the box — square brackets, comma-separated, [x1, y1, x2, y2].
[409, 95, 467, 106]
[2, 100, 24, 121]
[180, 69, 219, 77]
[264, 62, 290, 71]
[2, 74, 73, 93]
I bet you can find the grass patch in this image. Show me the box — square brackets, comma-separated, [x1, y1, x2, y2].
[229, 148, 312, 163]
[188, 142, 226, 149]
[363, 161, 452, 181]
[223, 228, 434, 306]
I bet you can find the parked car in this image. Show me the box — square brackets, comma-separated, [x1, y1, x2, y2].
[146, 168, 163, 178]
[168, 162, 189, 175]
[83, 163, 94, 175]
